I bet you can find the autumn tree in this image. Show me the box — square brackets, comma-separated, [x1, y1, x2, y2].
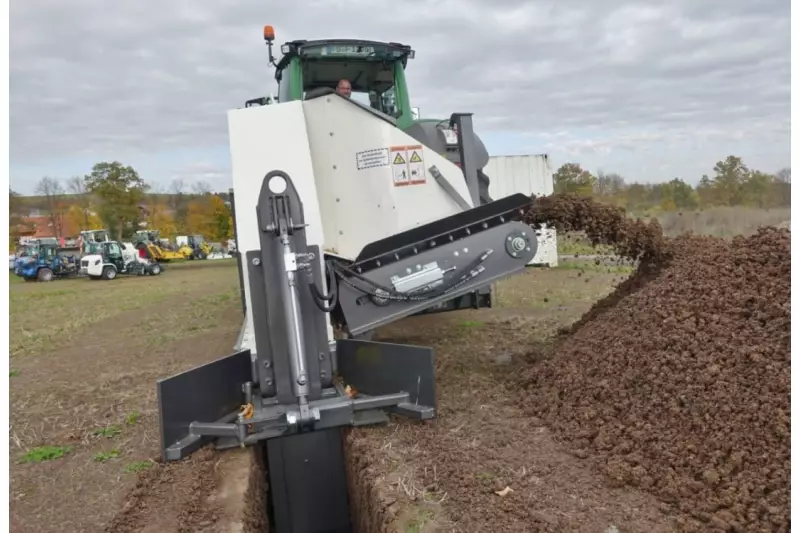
[142, 183, 177, 236]
[661, 178, 698, 210]
[168, 179, 189, 232]
[709, 155, 749, 206]
[593, 171, 626, 197]
[738, 171, 776, 208]
[185, 194, 233, 241]
[554, 163, 595, 196]
[84, 161, 149, 240]
[65, 175, 95, 229]
[64, 205, 103, 235]
[35, 176, 67, 238]
[9, 188, 27, 246]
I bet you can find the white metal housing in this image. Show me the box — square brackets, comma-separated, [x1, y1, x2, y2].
[228, 97, 474, 354]
[485, 154, 558, 267]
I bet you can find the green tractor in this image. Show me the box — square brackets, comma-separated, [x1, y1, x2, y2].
[246, 26, 493, 205]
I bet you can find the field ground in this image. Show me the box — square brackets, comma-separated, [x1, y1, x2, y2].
[9, 257, 683, 532]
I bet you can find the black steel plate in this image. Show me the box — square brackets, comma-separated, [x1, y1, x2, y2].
[335, 339, 437, 410]
[157, 350, 252, 462]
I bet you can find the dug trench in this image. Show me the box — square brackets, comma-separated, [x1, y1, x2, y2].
[101, 194, 787, 532]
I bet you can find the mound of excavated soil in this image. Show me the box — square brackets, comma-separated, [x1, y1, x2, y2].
[523, 194, 790, 533]
[525, 193, 666, 264]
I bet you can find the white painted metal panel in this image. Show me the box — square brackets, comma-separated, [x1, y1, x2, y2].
[227, 101, 332, 353]
[302, 95, 473, 259]
[485, 155, 558, 267]
[228, 97, 479, 351]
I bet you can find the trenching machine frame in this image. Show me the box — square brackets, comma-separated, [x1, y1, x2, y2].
[157, 173, 536, 532]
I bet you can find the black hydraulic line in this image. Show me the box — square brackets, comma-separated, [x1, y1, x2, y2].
[308, 261, 338, 312]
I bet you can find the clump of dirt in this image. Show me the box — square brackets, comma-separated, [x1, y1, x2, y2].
[522, 193, 790, 533]
[525, 193, 666, 264]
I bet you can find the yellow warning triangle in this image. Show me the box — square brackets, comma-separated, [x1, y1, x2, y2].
[393, 153, 405, 164]
[409, 151, 422, 163]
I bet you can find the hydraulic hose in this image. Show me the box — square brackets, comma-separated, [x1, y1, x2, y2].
[308, 260, 338, 312]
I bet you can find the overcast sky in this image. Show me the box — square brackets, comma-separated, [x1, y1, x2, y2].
[10, 0, 790, 194]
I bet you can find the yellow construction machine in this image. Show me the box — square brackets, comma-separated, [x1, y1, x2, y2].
[176, 234, 212, 260]
[132, 230, 185, 262]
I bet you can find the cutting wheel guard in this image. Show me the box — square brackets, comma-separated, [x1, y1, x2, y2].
[156, 172, 536, 462]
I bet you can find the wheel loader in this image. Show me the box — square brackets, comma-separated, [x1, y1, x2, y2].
[156, 27, 544, 533]
[132, 230, 186, 262]
[176, 234, 212, 260]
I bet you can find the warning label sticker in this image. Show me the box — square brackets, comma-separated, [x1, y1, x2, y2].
[356, 148, 390, 170]
[390, 145, 426, 186]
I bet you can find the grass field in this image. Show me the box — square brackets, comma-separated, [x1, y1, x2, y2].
[557, 206, 790, 256]
[9, 256, 665, 532]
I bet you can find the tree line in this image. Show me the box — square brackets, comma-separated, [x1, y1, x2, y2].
[553, 155, 791, 213]
[9, 161, 234, 243]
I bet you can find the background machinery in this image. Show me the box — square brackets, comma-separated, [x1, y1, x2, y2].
[81, 240, 162, 280]
[14, 239, 80, 281]
[132, 230, 186, 263]
[176, 234, 212, 260]
[157, 27, 543, 533]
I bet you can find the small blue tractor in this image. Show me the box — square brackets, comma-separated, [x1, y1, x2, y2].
[14, 240, 80, 282]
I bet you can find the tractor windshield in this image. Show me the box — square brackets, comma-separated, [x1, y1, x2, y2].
[294, 42, 407, 118]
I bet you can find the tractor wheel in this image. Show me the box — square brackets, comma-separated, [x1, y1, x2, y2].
[101, 266, 117, 280]
[149, 263, 162, 276]
[37, 268, 54, 282]
[195, 250, 207, 260]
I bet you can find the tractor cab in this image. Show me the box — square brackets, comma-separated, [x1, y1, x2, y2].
[249, 27, 493, 205]
[38, 243, 58, 262]
[133, 230, 161, 244]
[99, 241, 126, 271]
[187, 234, 205, 248]
[79, 229, 110, 255]
[252, 33, 417, 128]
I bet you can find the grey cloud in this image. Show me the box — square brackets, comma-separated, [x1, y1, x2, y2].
[10, 0, 789, 181]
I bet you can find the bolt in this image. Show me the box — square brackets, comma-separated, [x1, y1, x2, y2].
[265, 378, 273, 385]
[320, 370, 327, 377]
[511, 237, 526, 252]
[297, 375, 307, 386]
[333, 165, 337, 170]
[319, 352, 325, 360]
[252, 258, 261, 266]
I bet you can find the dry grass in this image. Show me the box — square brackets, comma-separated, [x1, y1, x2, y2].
[653, 206, 790, 238]
[555, 206, 790, 256]
[9, 259, 243, 533]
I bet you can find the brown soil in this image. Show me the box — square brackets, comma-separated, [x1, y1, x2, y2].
[343, 274, 683, 533]
[525, 193, 666, 264]
[520, 194, 790, 532]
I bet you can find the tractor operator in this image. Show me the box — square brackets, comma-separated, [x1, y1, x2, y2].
[335, 79, 352, 98]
